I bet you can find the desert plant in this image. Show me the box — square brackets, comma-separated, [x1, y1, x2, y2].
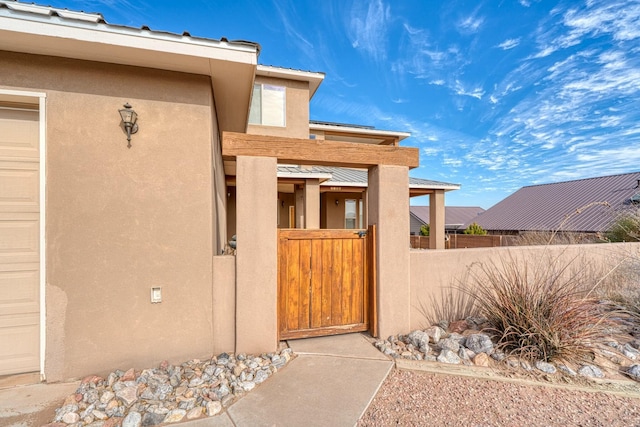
[417, 272, 479, 327]
[462, 251, 620, 365]
[463, 222, 487, 235]
[596, 251, 640, 320]
[420, 224, 430, 236]
[606, 210, 640, 242]
[511, 231, 601, 246]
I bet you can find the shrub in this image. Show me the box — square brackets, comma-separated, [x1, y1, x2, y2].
[606, 211, 640, 242]
[463, 222, 487, 235]
[462, 252, 619, 364]
[420, 224, 430, 236]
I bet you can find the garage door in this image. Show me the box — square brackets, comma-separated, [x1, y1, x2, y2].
[0, 105, 40, 376]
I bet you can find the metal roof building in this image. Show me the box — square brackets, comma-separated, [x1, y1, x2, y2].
[466, 172, 640, 233]
[410, 206, 485, 234]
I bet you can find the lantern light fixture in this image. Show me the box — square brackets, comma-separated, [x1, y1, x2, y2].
[118, 103, 138, 148]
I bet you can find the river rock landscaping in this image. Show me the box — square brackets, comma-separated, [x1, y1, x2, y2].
[45, 349, 293, 426]
[373, 318, 640, 384]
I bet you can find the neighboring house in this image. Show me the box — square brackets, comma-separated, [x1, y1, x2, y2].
[0, 1, 456, 383]
[410, 206, 485, 235]
[466, 172, 640, 235]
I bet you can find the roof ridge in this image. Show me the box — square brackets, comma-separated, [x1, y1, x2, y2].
[523, 170, 640, 188]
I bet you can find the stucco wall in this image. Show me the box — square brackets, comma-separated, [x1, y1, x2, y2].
[322, 192, 365, 229]
[247, 76, 310, 139]
[409, 243, 640, 330]
[0, 51, 220, 381]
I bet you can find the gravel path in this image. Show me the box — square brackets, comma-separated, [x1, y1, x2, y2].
[358, 369, 640, 426]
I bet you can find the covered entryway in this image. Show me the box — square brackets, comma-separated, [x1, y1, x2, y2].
[225, 132, 417, 354]
[0, 104, 40, 376]
[277, 226, 377, 339]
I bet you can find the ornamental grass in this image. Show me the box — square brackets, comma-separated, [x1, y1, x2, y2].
[464, 251, 621, 365]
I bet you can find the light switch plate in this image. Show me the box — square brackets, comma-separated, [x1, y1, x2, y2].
[151, 287, 162, 303]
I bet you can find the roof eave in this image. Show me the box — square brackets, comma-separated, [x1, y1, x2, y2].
[0, 7, 259, 132]
[257, 65, 325, 99]
[309, 122, 411, 142]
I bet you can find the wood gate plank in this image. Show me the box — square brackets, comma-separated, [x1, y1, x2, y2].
[286, 239, 300, 332]
[310, 239, 323, 328]
[352, 238, 364, 325]
[330, 238, 343, 326]
[298, 239, 312, 330]
[278, 236, 288, 335]
[341, 238, 353, 325]
[320, 239, 333, 327]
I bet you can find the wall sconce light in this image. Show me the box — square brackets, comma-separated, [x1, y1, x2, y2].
[335, 199, 339, 206]
[118, 103, 139, 148]
[281, 200, 285, 207]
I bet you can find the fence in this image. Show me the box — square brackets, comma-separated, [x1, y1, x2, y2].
[410, 234, 504, 249]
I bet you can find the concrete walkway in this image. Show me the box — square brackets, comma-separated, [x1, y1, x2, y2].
[187, 333, 393, 427]
[1, 333, 392, 427]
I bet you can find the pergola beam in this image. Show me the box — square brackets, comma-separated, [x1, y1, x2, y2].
[222, 132, 419, 169]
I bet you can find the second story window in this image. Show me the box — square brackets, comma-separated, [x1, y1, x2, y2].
[249, 84, 286, 127]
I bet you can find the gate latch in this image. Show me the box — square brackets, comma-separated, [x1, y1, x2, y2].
[357, 230, 367, 238]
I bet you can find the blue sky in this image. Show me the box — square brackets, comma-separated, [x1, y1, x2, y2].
[44, 0, 640, 208]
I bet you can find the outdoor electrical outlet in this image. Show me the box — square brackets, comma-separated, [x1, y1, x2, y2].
[151, 287, 162, 303]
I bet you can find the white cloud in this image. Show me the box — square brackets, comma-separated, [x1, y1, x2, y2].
[532, 1, 640, 58]
[497, 38, 520, 50]
[456, 13, 484, 34]
[272, 1, 314, 51]
[454, 80, 484, 99]
[349, 0, 391, 63]
[430, 79, 445, 86]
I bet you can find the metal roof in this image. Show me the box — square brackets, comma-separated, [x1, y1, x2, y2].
[410, 206, 486, 229]
[0, 0, 260, 52]
[276, 166, 460, 191]
[468, 171, 640, 233]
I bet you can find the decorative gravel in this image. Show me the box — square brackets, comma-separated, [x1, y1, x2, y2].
[359, 369, 640, 426]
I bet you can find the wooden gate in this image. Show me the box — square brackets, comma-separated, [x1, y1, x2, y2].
[278, 225, 377, 340]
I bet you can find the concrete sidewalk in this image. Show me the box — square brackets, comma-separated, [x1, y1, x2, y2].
[0, 333, 392, 427]
[187, 333, 393, 427]
[0, 380, 79, 427]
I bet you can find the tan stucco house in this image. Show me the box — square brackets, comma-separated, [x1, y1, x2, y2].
[0, 1, 456, 384]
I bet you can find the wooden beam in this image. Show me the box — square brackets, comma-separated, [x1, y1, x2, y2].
[222, 132, 419, 169]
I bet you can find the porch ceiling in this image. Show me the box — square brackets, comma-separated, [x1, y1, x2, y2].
[222, 132, 419, 172]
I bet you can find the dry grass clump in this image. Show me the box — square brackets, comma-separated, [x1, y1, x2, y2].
[597, 254, 640, 320]
[418, 273, 479, 327]
[463, 252, 620, 365]
[511, 231, 601, 246]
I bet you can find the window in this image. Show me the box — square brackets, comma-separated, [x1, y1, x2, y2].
[345, 199, 357, 229]
[249, 84, 286, 127]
